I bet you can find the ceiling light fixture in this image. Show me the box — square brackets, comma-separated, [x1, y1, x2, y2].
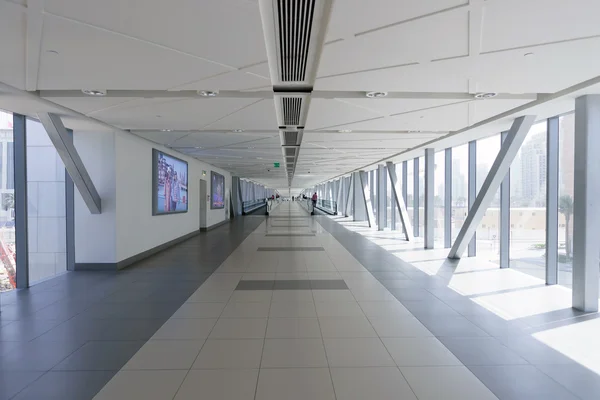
[161, 129, 172, 132]
[232, 129, 244, 133]
[198, 90, 218, 97]
[474, 92, 498, 100]
[338, 129, 352, 133]
[81, 89, 106, 96]
[366, 91, 388, 98]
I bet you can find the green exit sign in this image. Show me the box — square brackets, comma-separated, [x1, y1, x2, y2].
[274, 162, 280, 168]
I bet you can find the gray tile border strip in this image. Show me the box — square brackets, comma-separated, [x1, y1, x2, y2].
[235, 280, 348, 290]
[257, 247, 325, 251]
[265, 233, 316, 237]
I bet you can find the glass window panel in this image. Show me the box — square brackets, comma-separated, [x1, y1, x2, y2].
[558, 113, 575, 289]
[451, 144, 468, 242]
[26, 118, 67, 284]
[434, 151, 445, 247]
[0, 110, 16, 293]
[406, 161, 414, 227]
[476, 134, 501, 262]
[510, 121, 547, 277]
[418, 156, 424, 237]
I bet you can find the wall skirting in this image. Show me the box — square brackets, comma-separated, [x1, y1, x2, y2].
[200, 219, 230, 232]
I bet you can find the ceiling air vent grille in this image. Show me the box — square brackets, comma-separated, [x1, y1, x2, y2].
[282, 97, 302, 126]
[285, 147, 296, 157]
[283, 131, 298, 145]
[277, 0, 316, 82]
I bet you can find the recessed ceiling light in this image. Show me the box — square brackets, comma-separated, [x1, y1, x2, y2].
[81, 89, 106, 96]
[366, 91, 388, 98]
[338, 129, 352, 133]
[474, 92, 498, 100]
[233, 129, 244, 133]
[198, 90, 218, 97]
[248, 146, 255, 149]
[257, 157, 263, 160]
[194, 146, 201, 149]
[161, 129, 172, 132]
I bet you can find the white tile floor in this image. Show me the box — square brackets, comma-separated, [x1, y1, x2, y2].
[92, 203, 500, 400]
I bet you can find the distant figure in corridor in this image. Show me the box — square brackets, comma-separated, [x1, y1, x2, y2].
[312, 192, 317, 210]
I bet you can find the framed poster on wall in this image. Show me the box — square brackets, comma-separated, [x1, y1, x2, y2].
[211, 171, 225, 209]
[152, 149, 188, 215]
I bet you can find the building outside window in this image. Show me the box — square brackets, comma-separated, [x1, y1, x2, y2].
[451, 144, 468, 242]
[0, 110, 15, 292]
[476, 134, 501, 263]
[510, 121, 548, 276]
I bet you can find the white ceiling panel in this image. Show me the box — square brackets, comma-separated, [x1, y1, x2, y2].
[203, 99, 277, 130]
[43, 97, 139, 115]
[44, 0, 267, 68]
[326, 0, 467, 40]
[305, 99, 383, 130]
[91, 98, 258, 130]
[481, 0, 600, 53]
[336, 98, 467, 117]
[38, 15, 230, 90]
[173, 70, 271, 91]
[169, 131, 276, 149]
[0, 4, 26, 89]
[318, 9, 469, 77]
[132, 131, 190, 146]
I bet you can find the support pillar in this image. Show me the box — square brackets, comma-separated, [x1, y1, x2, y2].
[500, 132, 511, 268]
[468, 140, 477, 257]
[413, 157, 419, 237]
[13, 114, 29, 288]
[352, 172, 365, 221]
[572, 95, 600, 312]
[387, 162, 413, 241]
[377, 165, 386, 230]
[424, 148, 435, 249]
[444, 148, 452, 248]
[449, 116, 536, 259]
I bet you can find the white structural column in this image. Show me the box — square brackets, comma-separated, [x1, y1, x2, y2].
[413, 158, 420, 237]
[424, 148, 435, 249]
[572, 95, 600, 312]
[545, 118, 559, 282]
[499, 132, 511, 267]
[352, 172, 365, 221]
[360, 170, 375, 227]
[387, 162, 413, 241]
[345, 175, 353, 217]
[377, 165, 386, 230]
[449, 115, 536, 259]
[444, 149, 452, 248]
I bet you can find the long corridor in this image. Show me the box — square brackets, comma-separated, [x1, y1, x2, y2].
[2, 202, 595, 399]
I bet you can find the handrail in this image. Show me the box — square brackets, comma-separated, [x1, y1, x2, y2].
[242, 199, 267, 214]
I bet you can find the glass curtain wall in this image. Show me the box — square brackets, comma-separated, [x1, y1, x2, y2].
[406, 161, 414, 227]
[451, 144, 468, 242]
[418, 157, 425, 236]
[0, 110, 15, 292]
[434, 151, 445, 246]
[558, 113, 575, 288]
[510, 121, 547, 277]
[476, 134, 501, 262]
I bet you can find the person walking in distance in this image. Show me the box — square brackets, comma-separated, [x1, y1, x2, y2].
[311, 192, 317, 211]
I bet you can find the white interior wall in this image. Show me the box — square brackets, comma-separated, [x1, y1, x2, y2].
[73, 130, 117, 264]
[114, 130, 231, 262]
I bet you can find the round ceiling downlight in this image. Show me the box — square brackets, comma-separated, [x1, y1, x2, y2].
[82, 89, 106, 96]
[474, 92, 498, 100]
[366, 91, 388, 98]
[198, 90, 218, 97]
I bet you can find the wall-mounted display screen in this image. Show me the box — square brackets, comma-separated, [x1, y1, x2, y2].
[211, 171, 225, 209]
[152, 149, 188, 215]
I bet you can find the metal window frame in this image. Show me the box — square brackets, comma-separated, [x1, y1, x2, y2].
[499, 131, 511, 268]
[545, 117, 559, 284]
[377, 165, 386, 230]
[13, 114, 29, 288]
[468, 140, 477, 257]
[413, 157, 419, 237]
[65, 129, 75, 271]
[449, 116, 536, 259]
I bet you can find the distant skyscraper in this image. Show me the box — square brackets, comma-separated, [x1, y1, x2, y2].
[520, 132, 546, 206]
[452, 158, 467, 203]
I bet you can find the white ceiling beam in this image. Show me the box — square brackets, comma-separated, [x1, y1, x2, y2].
[25, 0, 45, 91]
